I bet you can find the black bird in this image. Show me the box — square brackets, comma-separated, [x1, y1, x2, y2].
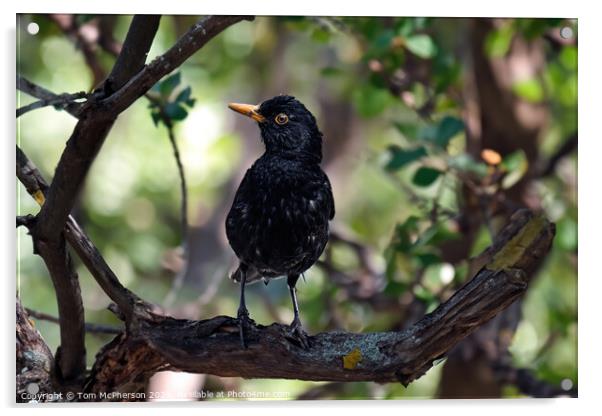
[226, 95, 335, 348]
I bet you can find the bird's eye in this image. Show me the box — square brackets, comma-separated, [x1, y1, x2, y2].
[275, 113, 289, 125]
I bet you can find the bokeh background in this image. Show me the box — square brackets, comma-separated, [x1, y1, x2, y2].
[16, 15, 577, 399]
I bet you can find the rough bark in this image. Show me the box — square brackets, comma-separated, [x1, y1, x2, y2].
[81, 209, 554, 395]
[16, 299, 55, 402]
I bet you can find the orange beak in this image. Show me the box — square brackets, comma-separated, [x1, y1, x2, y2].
[228, 102, 266, 122]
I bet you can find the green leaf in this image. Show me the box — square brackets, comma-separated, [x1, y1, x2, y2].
[164, 103, 188, 121]
[415, 252, 442, 268]
[75, 15, 96, 25]
[516, 18, 564, 39]
[560, 46, 577, 71]
[150, 111, 161, 127]
[435, 116, 464, 147]
[412, 167, 442, 187]
[484, 25, 514, 57]
[150, 82, 162, 94]
[385, 146, 427, 171]
[392, 216, 420, 251]
[419, 125, 438, 142]
[396, 19, 413, 37]
[352, 85, 391, 118]
[311, 28, 331, 43]
[501, 150, 528, 189]
[405, 34, 437, 59]
[433, 57, 461, 93]
[176, 86, 196, 108]
[512, 79, 544, 103]
[413, 285, 437, 304]
[447, 154, 488, 177]
[393, 122, 419, 140]
[415, 223, 461, 247]
[370, 29, 395, 53]
[159, 72, 181, 99]
[175, 86, 192, 105]
[383, 280, 409, 297]
[419, 116, 464, 148]
[556, 217, 577, 251]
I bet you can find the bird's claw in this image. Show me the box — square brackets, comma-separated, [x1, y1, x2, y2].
[286, 318, 311, 349]
[237, 309, 255, 348]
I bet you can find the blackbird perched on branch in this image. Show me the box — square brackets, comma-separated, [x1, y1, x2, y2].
[226, 95, 335, 348]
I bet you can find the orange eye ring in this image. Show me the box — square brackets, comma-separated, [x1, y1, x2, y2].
[275, 113, 289, 125]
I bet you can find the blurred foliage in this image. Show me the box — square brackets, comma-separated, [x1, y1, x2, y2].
[16, 15, 576, 399]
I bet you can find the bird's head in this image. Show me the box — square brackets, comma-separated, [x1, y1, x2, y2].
[228, 95, 323, 162]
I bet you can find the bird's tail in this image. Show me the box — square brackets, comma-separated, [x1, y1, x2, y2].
[230, 263, 262, 284]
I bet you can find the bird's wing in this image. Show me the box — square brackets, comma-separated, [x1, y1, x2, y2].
[225, 168, 254, 248]
[323, 172, 335, 220]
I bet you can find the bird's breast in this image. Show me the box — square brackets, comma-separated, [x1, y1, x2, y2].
[226, 159, 331, 275]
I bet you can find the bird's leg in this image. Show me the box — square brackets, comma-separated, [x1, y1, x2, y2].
[286, 274, 310, 349]
[237, 264, 254, 348]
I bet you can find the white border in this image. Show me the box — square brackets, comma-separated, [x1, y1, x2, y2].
[2, 0, 599, 414]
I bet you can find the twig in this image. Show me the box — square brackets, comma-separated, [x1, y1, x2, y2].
[145, 93, 189, 307]
[493, 355, 577, 398]
[538, 133, 577, 177]
[97, 16, 122, 57]
[166, 125, 188, 246]
[25, 308, 122, 335]
[17, 75, 83, 118]
[17, 91, 88, 118]
[161, 121, 189, 306]
[429, 170, 448, 224]
[145, 93, 189, 248]
[101, 16, 254, 115]
[48, 14, 107, 86]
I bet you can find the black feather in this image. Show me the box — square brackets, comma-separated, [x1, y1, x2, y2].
[226, 95, 335, 282]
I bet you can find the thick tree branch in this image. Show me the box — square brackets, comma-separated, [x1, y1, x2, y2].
[17, 156, 87, 385]
[17, 145, 144, 323]
[30, 230, 87, 385]
[16, 298, 55, 402]
[103, 15, 162, 95]
[83, 209, 554, 394]
[101, 15, 253, 115]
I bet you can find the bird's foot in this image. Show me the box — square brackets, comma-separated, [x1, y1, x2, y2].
[285, 318, 311, 349]
[237, 308, 255, 348]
